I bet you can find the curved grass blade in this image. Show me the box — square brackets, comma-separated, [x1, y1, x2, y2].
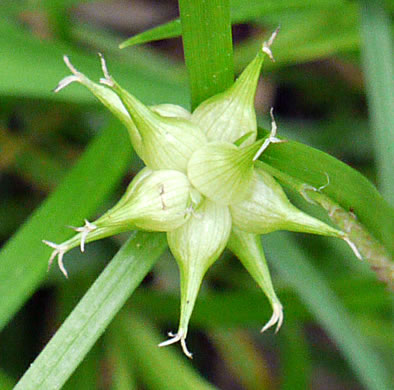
[14, 232, 167, 390]
[119, 19, 182, 49]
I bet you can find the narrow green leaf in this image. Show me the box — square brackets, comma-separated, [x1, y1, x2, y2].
[263, 232, 392, 390]
[119, 19, 182, 49]
[114, 313, 217, 390]
[14, 232, 167, 390]
[179, 0, 234, 108]
[360, 0, 394, 205]
[0, 120, 132, 331]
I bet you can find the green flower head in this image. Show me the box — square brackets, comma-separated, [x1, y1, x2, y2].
[45, 29, 360, 358]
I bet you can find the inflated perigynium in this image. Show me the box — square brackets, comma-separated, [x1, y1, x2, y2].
[45, 29, 360, 358]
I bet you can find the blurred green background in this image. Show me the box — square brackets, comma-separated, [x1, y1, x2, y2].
[0, 1, 393, 389]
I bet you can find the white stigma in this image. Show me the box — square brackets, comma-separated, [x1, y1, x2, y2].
[300, 173, 331, 204]
[53, 56, 82, 93]
[262, 26, 280, 62]
[53, 75, 79, 93]
[42, 240, 68, 278]
[158, 330, 193, 359]
[70, 219, 97, 252]
[343, 236, 363, 260]
[317, 173, 330, 191]
[63, 55, 79, 74]
[261, 302, 284, 333]
[98, 53, 115, 87]
[253, 108, 283, 161]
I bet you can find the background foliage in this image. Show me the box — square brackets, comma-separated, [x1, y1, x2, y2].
[0, 0, 392, 389]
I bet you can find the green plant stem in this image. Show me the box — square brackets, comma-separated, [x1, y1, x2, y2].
[178, 0, 234, 108]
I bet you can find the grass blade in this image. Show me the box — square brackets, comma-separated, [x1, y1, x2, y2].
[0, 120, 131, 331]
[360, 0, 394, 205]
[119, 19, 181, 49]
[179, 0, 234, 108]
[14, 232, 167, 390]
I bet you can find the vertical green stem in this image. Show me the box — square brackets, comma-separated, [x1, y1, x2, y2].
[178, 0, 234, 109]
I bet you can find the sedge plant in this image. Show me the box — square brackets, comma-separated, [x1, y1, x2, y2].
[44, 29, 361, 357]
[7, 1, 393, 389]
